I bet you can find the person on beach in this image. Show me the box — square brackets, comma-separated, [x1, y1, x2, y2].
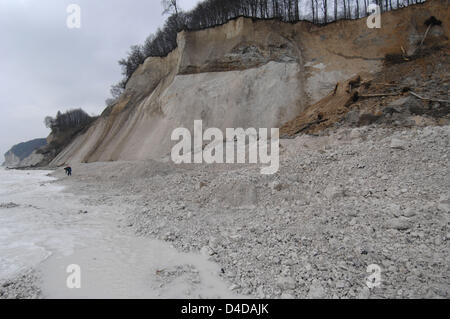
[64, 166, 72, 176]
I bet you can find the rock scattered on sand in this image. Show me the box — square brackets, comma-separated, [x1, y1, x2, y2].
[390, 138, 407, 149]
[386, 217, 412, 230]
[0, 202, 19, 209]
[0, 271, 42, 299]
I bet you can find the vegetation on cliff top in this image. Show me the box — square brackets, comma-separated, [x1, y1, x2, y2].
[105, 0, 427, 106]
[44, 109, 96, 133]
[37, 109, 98, 165]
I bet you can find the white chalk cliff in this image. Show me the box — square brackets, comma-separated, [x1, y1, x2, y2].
[51, 0, 449, 165]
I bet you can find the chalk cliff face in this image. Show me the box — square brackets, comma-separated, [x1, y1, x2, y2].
[51, 0, 449, 166]
[3, 151, 21, 167]
[3, 138, 47, 168]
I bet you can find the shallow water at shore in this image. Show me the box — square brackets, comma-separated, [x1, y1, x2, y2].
[0, 168, 236, 298]
[0, 168, 62, 280]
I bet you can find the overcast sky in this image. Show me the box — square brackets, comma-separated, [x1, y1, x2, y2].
[0, 0, 199, 161]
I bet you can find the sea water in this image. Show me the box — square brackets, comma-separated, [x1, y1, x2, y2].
[0, 168, 62, 280]
[0, 167, 237, 298]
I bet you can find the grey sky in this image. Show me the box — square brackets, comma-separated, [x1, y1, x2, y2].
[0, 0, 199, 161]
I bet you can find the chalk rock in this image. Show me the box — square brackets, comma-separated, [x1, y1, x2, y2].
[386, 217, 411, 230]
[307, 280, 326, 299]
[276, 276, 296, 290]
[390, 138, 407, 150]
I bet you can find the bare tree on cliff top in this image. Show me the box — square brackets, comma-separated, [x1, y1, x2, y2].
[162, 0, 180, 16]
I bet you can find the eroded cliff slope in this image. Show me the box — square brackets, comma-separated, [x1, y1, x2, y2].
[51, 0, 449, 166]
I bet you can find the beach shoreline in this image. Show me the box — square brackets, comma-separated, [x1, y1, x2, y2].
[1, 166, 237, 299]
[1, 124, 449, 299]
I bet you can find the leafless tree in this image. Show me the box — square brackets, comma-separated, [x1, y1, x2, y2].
[162, 0, 179, 16]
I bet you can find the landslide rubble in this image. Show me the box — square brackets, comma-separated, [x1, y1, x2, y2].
[58, 124, 450, 299]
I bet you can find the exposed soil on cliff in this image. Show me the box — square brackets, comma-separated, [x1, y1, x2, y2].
[280, 45, 450, 137]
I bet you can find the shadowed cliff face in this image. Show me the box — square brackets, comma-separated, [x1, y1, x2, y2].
[51, 0, 450, 166]
[3, 138, 47, 168]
